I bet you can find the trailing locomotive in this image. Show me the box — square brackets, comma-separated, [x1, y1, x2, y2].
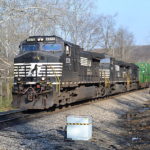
[12, 35, 145, 110]
[136, 62, 150, 88]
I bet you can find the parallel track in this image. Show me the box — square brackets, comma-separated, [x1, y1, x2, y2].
[0, 88, 148, 130]
[0, 110, 25, 123]
[0, 109, 30, 130]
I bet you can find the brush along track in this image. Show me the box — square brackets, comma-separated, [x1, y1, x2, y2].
[0, 88, 147, 130]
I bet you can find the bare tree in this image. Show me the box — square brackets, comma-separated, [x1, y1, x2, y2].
[0, 0, 134, 61]
[56, 0, 102, 50]
[96, 15, 116, 51]
[0, 0, 61, 60]
[113, 27, 134, 61]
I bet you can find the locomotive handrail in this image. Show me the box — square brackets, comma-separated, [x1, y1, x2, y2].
[46, 64, 61, 94]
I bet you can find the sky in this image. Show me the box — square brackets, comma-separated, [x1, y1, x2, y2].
[96, 0, 150, 45]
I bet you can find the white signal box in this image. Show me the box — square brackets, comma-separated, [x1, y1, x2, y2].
[66, 115, 92, 140]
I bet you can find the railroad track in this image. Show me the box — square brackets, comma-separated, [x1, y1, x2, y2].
[0, 110, 25, 122]
[0, 109, 30, 129]
[0, 88, 148, 130]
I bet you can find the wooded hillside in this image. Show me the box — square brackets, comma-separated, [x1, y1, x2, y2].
[130, 45, 150, 63]
[92, 45, 150, 63]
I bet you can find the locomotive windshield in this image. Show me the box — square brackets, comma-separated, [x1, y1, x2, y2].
[100, 58, 110, 63]
[100, 58, 110, 69]
[42, 44, 62, 51]
[21, 44, 39, 51]
[21, 43, 62, 52]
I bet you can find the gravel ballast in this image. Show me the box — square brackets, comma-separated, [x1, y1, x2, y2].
[0, 89, 149, 150]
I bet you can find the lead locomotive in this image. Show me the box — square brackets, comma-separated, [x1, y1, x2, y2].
[12, 35, 139, 109]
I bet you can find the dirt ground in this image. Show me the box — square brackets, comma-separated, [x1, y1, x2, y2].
[122, 103, 150, 150]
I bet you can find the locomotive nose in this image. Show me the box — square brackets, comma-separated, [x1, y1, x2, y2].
[14, 51, 60, 63]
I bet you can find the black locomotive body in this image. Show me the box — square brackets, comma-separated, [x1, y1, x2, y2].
[100, 58, 139, 93]
[12, 35, 139, 109]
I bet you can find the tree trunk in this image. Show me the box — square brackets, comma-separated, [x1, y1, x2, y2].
[0, 79, 2, 106]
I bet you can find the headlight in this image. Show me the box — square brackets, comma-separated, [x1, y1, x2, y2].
[41, 77, 45, 81]
[37, 38, 44, 41]
[17, 77, 21, 81]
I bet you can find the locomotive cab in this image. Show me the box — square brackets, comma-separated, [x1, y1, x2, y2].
[14, 36, 67, 85]
[12, 36, 75, 109]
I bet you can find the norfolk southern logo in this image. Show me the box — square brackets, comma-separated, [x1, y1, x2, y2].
[27, 64, 38, 76]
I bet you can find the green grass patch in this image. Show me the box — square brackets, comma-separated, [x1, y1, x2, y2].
[0, 97, 13, 112]
[0, 106, 14, 112]
[0, 79, 13, 112]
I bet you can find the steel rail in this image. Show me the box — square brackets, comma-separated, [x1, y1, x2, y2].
[0, 88, 148, 130]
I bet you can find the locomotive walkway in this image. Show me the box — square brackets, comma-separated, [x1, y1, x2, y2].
[0, 89, 149, 150]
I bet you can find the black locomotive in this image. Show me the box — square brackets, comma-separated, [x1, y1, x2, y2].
[12, 35, 139, 109]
